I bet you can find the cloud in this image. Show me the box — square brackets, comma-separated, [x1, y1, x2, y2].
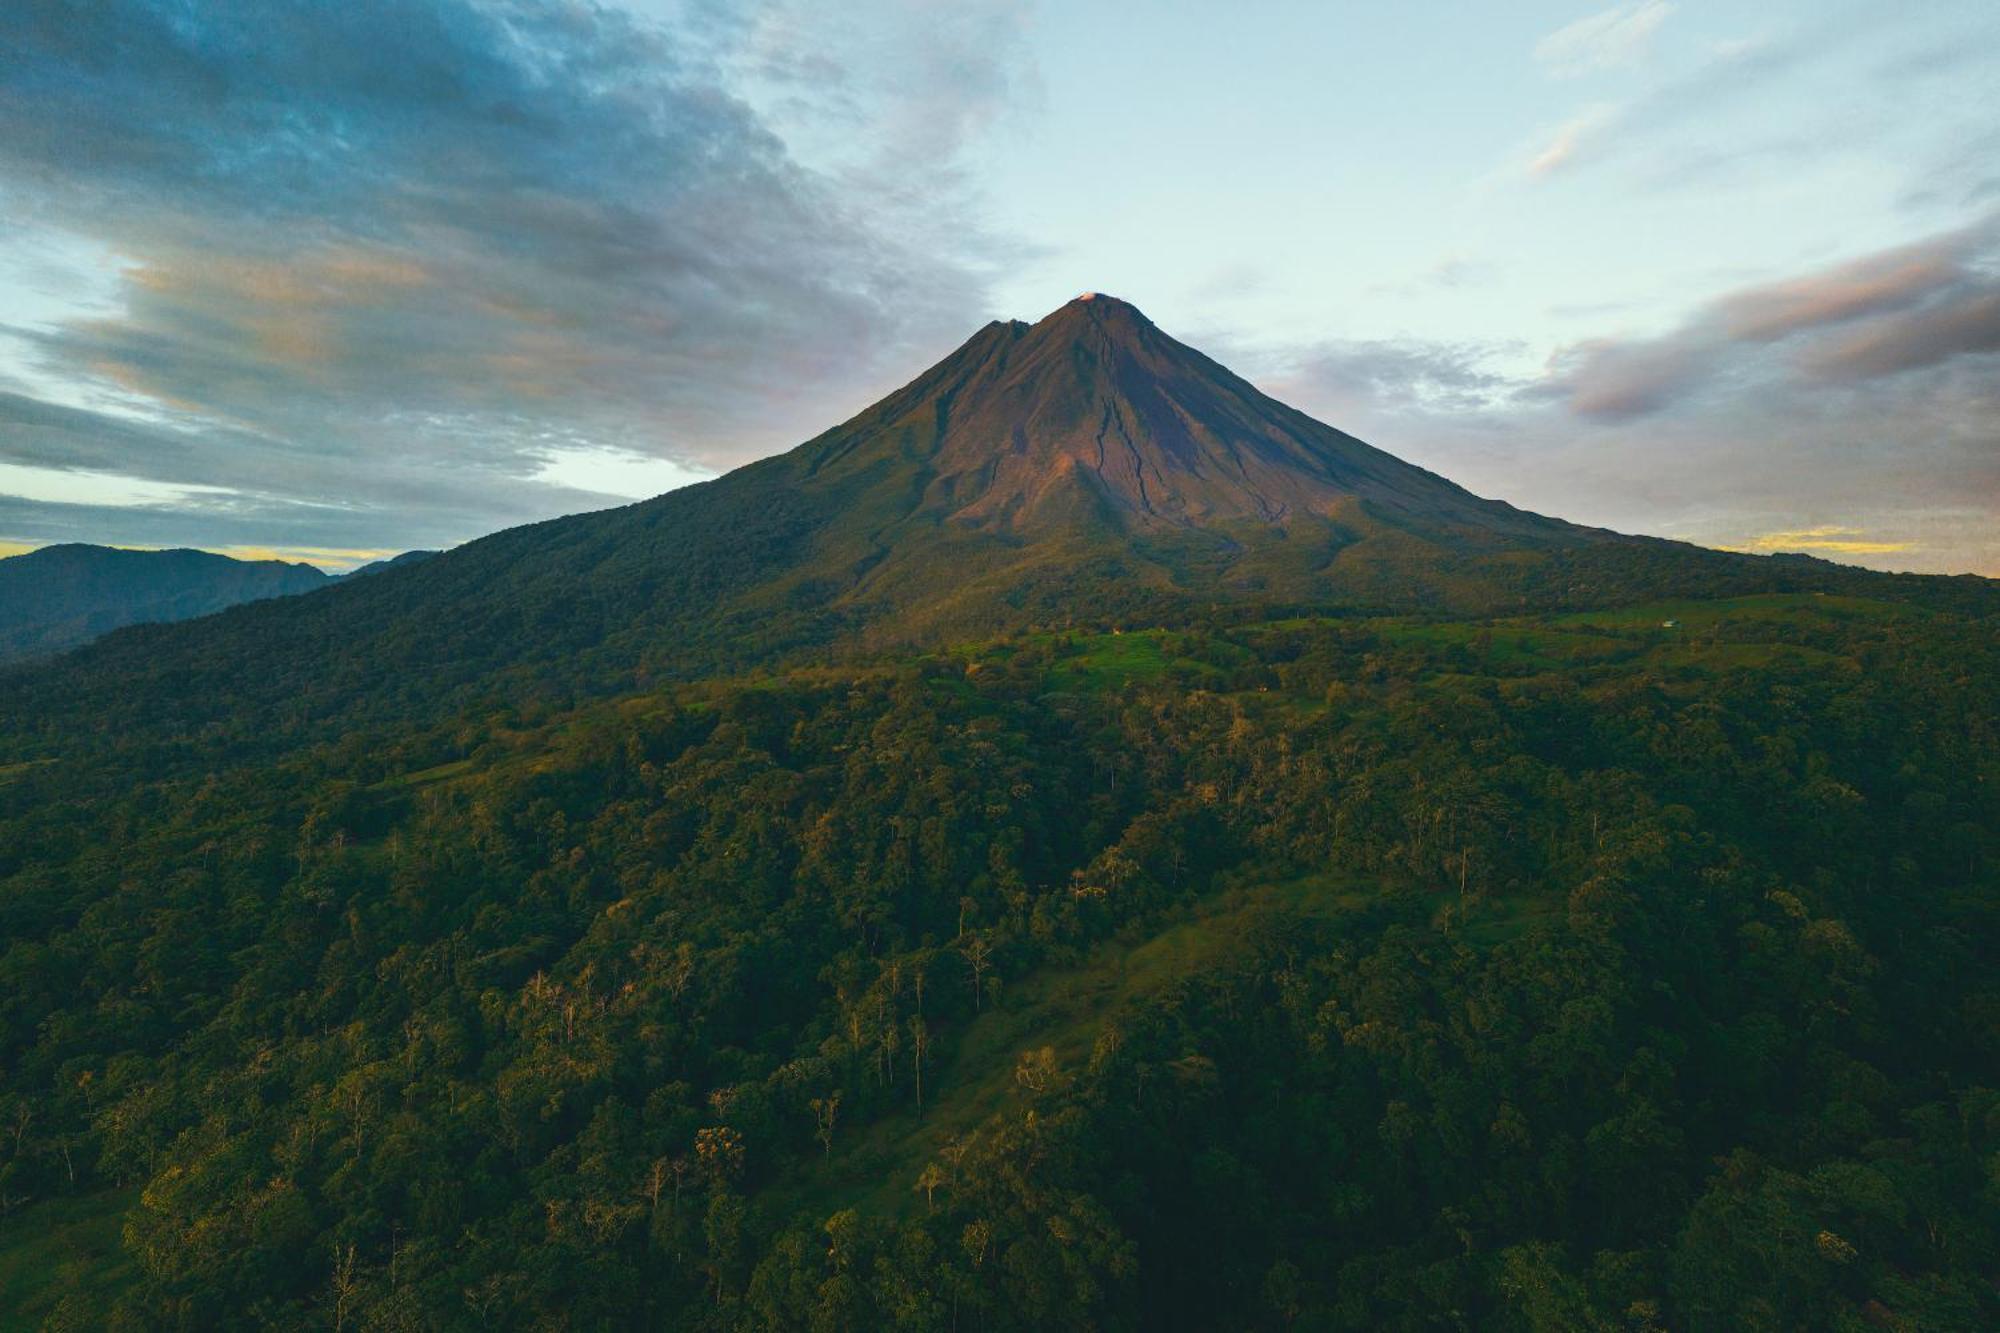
[1257, 340, 1515, 419]
[1240, 222, 2000, 578]
[1506, 9, 1980, 193]
[1710, 248, 1963, 341]
[1539, 337, 1716, 420]
[1800, 289, 2000, 381]
[1718, 526, 1912, 556]
[1186, 264, 1270, 307]
[724, 0, 1037, 172]
[530, 445, 713, 499]
[1425, 256, 1497, 289]
[1902, 125, 2000, 212]
[1535, 2, 1674, 78]
[1524, 104, 1619, 179]
[0, 389, 646, 556]
[0, 0, 1030, 549]
[1364, 254, 1499, 300]
[0, 461, 240, 510]
[1541, 219, 2000, 419]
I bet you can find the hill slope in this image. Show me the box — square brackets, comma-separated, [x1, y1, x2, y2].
[0, 544, 331, 662]
[0, 591, 1993, 1329]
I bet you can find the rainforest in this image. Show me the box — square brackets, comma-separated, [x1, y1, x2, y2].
[2, 577, 1996, 1330]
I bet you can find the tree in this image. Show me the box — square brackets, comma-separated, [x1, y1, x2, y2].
[962, 935, 994, 1013]
[1014, 1046, 1060, 1095]
[915, 1162, 946, 1212]
[810, 1091, 842, 1161]
[909, 1016, 932, 1116]
[696, 1126, 745, 1188]
[329, 1242, 360, 1333]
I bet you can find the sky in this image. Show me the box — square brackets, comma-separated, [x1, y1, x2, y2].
[0, 1, 1995, 574]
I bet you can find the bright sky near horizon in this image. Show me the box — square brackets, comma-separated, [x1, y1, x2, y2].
[0, 1, 1995, 573]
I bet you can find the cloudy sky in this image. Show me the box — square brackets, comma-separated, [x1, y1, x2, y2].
[1, 1, 1995, 574]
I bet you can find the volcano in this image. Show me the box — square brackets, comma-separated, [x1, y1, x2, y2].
[795, 292, 1559, 539]
[680, 292, 1610, 641]
[1, 294, 1854, 749]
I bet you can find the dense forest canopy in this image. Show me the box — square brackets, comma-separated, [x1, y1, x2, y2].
[1, 586, 1995, 1329]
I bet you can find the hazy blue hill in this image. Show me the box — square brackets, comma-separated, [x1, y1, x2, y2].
[341, 549, 440, 579]
[0, 543, 330, 662]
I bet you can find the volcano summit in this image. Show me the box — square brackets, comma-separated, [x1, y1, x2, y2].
[798, 293, 1559, 539]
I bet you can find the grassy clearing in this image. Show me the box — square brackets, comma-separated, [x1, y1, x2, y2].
[1048, 631, 1177, 689]
[976, 627, 1249, 692]
[934, 631, 1166, 694]
[1248, 594, 1897, 683]
[371, 756, 478, 790]
[1551, 591, 1910, 633]
[0, 1189, 138, 1331]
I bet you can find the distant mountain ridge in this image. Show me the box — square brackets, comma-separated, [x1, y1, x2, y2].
[346, 549, 440, 580]
[0, 544, 443, 662]
[0, 544, 332, 662]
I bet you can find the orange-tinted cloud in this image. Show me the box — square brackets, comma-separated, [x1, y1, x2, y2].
[1801, 289, 2000, 380]
[1713, 247, 1961, 341]
[1720, 526, 1914, 556]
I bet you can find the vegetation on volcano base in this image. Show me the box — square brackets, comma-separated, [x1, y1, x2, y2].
[1, 590, 1995, 1330]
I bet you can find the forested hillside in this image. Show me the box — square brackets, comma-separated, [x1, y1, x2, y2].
[2, 591, 1994, 1329]
[0, 545, 330, 663]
